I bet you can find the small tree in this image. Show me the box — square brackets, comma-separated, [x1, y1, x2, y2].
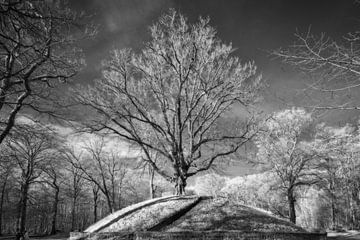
[255, 108, 317, 224]
[75, 10, 262, 195]
[65, 139, 129, 213]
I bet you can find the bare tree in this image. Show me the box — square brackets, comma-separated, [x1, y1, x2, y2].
[148, 165, 156, 199]
[272, 27, 360, 110]
[63, 161, 84, 232]
[74, 10, 262, 194]
[134, 152, 163, 199]
[255, 108, 318, 224]
[312, 124, 350, 228]
[91, 183, 100, 223]
[43, 152, 66, 235]
[0, 147, 14, 236]
[65, 139, 129, 213]
[313, 123, 360, 229]
[0, 0, 94, 145]
[6, 124, 57, 240]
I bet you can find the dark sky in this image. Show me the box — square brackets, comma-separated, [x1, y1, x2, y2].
[69, 0, 359, 117]
[69, 0, 358, 103]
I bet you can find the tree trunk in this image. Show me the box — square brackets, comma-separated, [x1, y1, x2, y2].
[105, 194, 114, 213]
[331, 196, 336, 229]
[329, 180, 336, 229]
[50, 186, 59, 235]
[0, 176, 8, 236]
[149, 167, 155, 199]
[71, 196, 77, 231]
[287, 188, 296, 224]
[175, 176, 186, 195]
[92, 187, 99, 223]
[351, 185, 360, 228]
[16, 183, 29, 240]
[93, 201, 98, 224]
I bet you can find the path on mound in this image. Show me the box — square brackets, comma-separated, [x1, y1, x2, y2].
[84, 195, 201, 233]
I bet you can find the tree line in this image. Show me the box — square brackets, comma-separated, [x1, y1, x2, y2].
[0, 121, 173, 236]
[193, 108, 360, 230]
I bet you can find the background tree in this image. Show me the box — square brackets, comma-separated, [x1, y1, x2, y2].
[0, 0, 94, 145]
[221, 172, 283, 214]
[192, 173, 227, 197]
[0, 131, 176, 235]
[272, 26, 360, 110]
[6, 124, 57, 240]
[134, 152, 167, 199]
[0, 147, 14, 236]
[255, 108, 317, 224]
[311, 123, 360, 229]
[75, 10, 262, 195]
[65, 139, 129, 213]
[312, 124, 353, 228]
[43, 152, 66, 235]
[90, 183, 100, 223]
[63, 161, 84, 232]
[296, 186, 330, 231]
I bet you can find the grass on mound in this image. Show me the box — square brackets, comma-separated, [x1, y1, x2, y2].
[100, 196, 199, 232]
[163, 197, 305, 232]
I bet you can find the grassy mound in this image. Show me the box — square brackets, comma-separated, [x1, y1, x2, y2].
[93, 196, 200, 232]
[84, 195, 305, 234]
[162, 197, 305, 232]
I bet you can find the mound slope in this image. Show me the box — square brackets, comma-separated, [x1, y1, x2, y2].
[163, 197, 304, 232]
[84, 195, 305, 233]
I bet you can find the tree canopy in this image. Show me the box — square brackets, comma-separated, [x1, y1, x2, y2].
[75, 10, 262, 194]
[0, 0, 94, 144]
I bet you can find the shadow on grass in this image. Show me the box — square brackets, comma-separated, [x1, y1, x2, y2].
[164, 198, 304, 232]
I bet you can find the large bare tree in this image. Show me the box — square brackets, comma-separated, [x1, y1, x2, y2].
[0, 0, 93, 144]
[74, 10, 262, 194]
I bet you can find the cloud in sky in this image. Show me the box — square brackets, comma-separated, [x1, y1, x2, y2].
[65, 130, 140, 158]
[15, 115, 139, 158]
